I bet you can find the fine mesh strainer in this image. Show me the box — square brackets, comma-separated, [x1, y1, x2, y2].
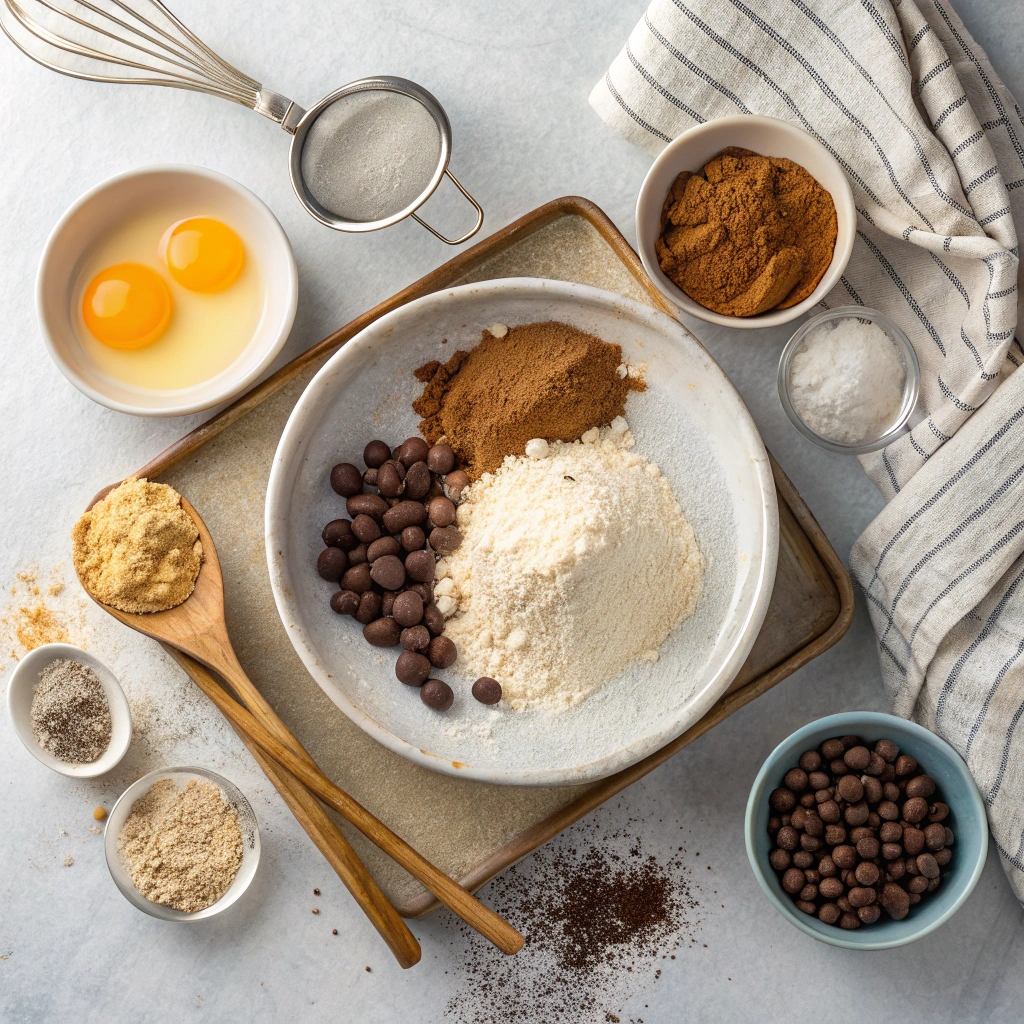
[1, 0, 483, 243]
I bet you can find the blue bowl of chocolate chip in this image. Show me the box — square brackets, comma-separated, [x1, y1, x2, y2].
[745, 712, 988, 949]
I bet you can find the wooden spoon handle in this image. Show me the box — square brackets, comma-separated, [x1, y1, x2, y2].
[190, 664, 524, 955]
[164, 648, 421, 968]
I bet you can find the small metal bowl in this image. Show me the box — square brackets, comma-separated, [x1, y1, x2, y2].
[778, 306, 920, 454]
[104, 766, 260, 921]
[6, 643, 132, 778]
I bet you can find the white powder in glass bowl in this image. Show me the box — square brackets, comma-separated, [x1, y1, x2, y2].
[440, 419, 705, 712]
[788, 317, 906, 445]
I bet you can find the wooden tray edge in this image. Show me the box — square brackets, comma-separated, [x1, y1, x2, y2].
[396, 454, 855, 917]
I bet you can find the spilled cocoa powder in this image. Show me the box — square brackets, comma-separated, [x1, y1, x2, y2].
[413, 321, 645, 478]
[443, 816, 701, 1023]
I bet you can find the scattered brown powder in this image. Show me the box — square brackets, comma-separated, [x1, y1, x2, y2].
[413, 321, 645, 478]
[656, 147, 837, 317]
[117, 778, 243, 913]
[12, 602, 68, 651]
[444, 816, 701, 1023]
[72, 478, 203, 614]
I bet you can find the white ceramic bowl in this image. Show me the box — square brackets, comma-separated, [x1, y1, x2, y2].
[636, 115, 856, 329]
[266, 278, 779, 785]
[6, 642, 132, 777]
[37, 165, 298, 416]
[104, 766, 261, 921]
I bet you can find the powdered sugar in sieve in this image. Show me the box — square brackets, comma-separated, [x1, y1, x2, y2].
[299, 89, 443, 223]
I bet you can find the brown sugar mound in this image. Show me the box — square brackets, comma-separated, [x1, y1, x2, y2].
[413, 321, 644, 478]
[72, 477, 203, 614]
[655, 147, 837, 317]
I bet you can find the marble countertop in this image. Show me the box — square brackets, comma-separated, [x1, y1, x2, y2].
[1, 2, 1021, 1021]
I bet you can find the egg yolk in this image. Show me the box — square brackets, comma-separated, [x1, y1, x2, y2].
[82, 263, 172, 350]
[163, 217, 245, 292]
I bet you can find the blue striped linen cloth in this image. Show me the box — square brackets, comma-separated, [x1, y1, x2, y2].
[591, 0, 1024, 900]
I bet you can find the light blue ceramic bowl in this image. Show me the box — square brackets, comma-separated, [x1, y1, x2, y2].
[745, 712, 988, 949]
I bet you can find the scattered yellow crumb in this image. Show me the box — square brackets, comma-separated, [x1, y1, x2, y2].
[63, 856, 74, 867]
[12, 603, 68, 652]
[93, 806, 107, 821]
[48, 583, 65, 597]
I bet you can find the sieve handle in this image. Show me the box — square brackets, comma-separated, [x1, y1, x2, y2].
[411, 169, 484, 245]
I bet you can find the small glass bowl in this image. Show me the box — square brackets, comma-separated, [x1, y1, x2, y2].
[104, 766, 261, 921]
[778, 305, 920, 454]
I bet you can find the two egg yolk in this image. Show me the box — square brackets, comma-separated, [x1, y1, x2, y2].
[82, 218, 245, 350]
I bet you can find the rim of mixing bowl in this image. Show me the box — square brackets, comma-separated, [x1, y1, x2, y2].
[288, 76, 481, 243]
[778, 305, 921, 455]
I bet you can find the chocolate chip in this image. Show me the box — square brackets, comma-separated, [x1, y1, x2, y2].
[384, 501, 428, 535]
[330, 463, 363, 497]
[902, 796, 929, 824]
[365, 536, 400, 562]
[879, 821, 903, 844]
[352, 514, 382, 545]
[916, 853, 940, 879]
[340, 563, 372, 594]
[847, 887, 876, 908]
[426, 443, 455, 474]
[865, 752, 886, 776]
[782, 868, 805, 894]
[405, 549, 436, 584]
[317, 548, 347, 582]
[901, 827, 925, 856]
[819, 876, 844, 900]
[907, 874, 929, 894]
[445, 469, 471, 501]
[427, 635, 457, 669]
[420, 678, 454, 711]
[427, 495, 457, 528]
[423, 603, 445, 636]
[472, 676, 502, 705]
[395, 651, 431, 686]
[818, 903, 841, 925]
[832, 845, 857, 870]
[824, 825, 847, 846]
[894, 754, 918, 777]
[363, 617, 400, 647]
[792, 851, 814, 869]
[923, 823, 946, 851]
[883, 782, 901, 802]
[404, 462, 432, 501]
[857, 904, 881, 925]
[347, 493, 389, 520]
[905, 775, 936, 800]
[405, 582, 433, 603]
[395, 437, 429, 468]
[878, 800, 900, 821]
[843, 746, 871, 771]
[429, 527, 462, 554]
[818, 800, 840, 823]
[874, 738, 899, 763]
[370, 554, 406, 591]
[323, 519, 357, 550]
[392, 591, 424, 628]
[776, 827, 799, 851]
[836, 775, 863, 803]
[363, 440, 391, 469]
[400, 625, 431, 652]
[769, 788, 797, 813]
[799, 750, 822, 772]
[355, 591, 382, 624]
[855, 837, 880, 860]
[377, 461, 406, 498]
[935, 848, 952, 866]
[348, 544, 368, 566]
[363, 468, 378, 487]
[862, 776, 883, 804]
[400, 526, 426, 551]
[808, 772, 830, 791]
[381, 591, 397, 617]
[928, 801, 949, 823]
[821, 738, 845, 760]
[784, 768, 809, 792]
[330, 590, 359, 615]
[844, 802, 869, 827]
[839, 913, 860, 930]
[769, 849, 791, 872]
[880, 882, 910, 920]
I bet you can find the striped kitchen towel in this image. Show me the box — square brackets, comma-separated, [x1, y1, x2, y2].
[592, 0, 1024, 900]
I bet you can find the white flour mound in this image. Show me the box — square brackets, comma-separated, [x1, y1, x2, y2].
[440, 419, 705, 711]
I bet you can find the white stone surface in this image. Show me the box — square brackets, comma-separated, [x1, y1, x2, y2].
[1, 1, 1021, 1021]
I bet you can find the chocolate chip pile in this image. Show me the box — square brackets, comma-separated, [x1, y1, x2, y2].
[767, 735, 954, 929]
[317, 436, 501, 712]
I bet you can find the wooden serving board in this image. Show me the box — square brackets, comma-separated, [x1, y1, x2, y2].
[134, 197, 854, 916]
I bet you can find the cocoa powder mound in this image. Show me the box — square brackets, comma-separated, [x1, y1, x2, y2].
[412, 321, 644, 477]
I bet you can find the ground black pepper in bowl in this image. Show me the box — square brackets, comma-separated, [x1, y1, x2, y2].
[766, 735, 954, 928]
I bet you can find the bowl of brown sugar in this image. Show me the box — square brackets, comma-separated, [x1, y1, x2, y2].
[635, 115, 856, 328]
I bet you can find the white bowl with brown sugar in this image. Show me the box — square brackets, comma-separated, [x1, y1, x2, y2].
[265, 278, 780, 785]
[635, 115, 856, 329]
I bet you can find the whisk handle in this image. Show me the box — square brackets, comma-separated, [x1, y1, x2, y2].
[254, 88, 305, 133]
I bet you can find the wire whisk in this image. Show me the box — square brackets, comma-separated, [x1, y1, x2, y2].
[1, 0, 300, 125]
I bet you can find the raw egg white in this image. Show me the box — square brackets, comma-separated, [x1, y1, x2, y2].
[74, 208, 262, 391]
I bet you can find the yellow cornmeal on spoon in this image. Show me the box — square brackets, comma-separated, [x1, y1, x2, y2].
[72, 477, 203, 614]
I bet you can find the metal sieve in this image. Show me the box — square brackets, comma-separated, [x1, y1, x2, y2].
[1, 0, 483, 244]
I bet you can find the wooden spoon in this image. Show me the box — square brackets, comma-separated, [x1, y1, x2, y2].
[80, 490, 524, 956]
